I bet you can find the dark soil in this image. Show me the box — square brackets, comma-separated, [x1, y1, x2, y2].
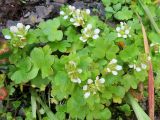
[0, 0, 159, 119]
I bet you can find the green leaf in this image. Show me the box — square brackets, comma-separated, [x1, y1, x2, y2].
[39, 18, 63, 42]
[30, 45, 54, 79]
[31, 75, 51, 91]
[119, 45, 139, 62]
[114, 7, 133, 20]
[10, 57, 39, 84]
[148, 32, 160, 44]
[51, 71, 74, 100]
[49, 41, 71, 52]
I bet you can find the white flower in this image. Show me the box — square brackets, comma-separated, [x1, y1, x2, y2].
[148, 56, 151, 61]
[112, 71, 118, 76]
[141, 63, 147, 69]
[69, 61, 76, 66]
[86, 9, 90, 14]
[120, 22, 124, 26]
[77, 69, 82, 73]
[73, 22, 80, 26]
[87, 24, 92, 29]
[70, 18, 75, 22]
[94, 29, 100, 34]
[60, 11, 65, 15]
[4, 35, 11, 39]
[116, 22, 131, 38]
[63, 15, 68, 20]
[92, 34, 99, 39]
[106, 68, 111, 72]
[25, 25, 30, 31]
[10, 26, 18, 33]
[135, 67, 141, 72]
[115, 65, 122, 71]
[87, 79, 93, 84]
[69, 5, 75, 11]
[99, 78, 105, 84]
[80, 36, 87, 42]
[84, 92, 90, 98]
[123, 35, 127, 38]
[17, 23, 24, 29]
[83, 85, 88, 91]
[125, 29, 129, 34]
[109, 59, 117, 64]
[116, 27, 121, 32]
[129, 64, 134, 68]
[72, 78, 81, 84]
[117, 33, 122, 37]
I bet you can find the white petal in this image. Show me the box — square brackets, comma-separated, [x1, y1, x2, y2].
[94, 29, 100, 34]
[63, 15, 68, 20]
[83, 85, 88, 91]
[4, 35, 11, 39]
[80, 37, 87, 42]
[112, 71, 118, 76]
[125, 29, 130, 34]
[129, 64, 134, 68]
[109, 59, 117, 64]
[116, 27, 121, 32]
[73, 22, 80, 26]
[117, 33, 122, 37]
[77, 69, 82, 73]
[17, 23, 24, 29]
[77, 78, 81, 84]
[115, 65, 122, 71]
[86, 9, 90, 14]
[150, 43, 155, 47]
[135, 67, 141, 72]
[70, 18, 75, 22]
[141, 63, 147, 69]
[69, 5, 75, 11]
[87, 79, 93, 84]
[123, 35, 127, 38]
[25, 25, 30, 31]
[106, 68, 111, 72]
[84, 92, 90, 98]
[121, 26, 125, 30]
[99, 78, 105, 84]
[87, 24, 92, 29]
[60, 11, 65, 15]
[120, 22, 124, 26]
[76, 9, 80, 14]
[10, 26, 18, 33]
[92, 34, 99, 39]
[69, 61, 76, 66]
[96, 76, 99, 80]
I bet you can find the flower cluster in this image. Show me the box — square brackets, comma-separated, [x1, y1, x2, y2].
[129, 63, 147, 72]
[65, 61, 82, 84]
[116, 22, 131, 39]
[83, 76, 105, 99]
[4, 23, 30, 48]
[105, 59, 123, 76]
[60, 5, 90, 27]
[79, 24, 100, 42]
[150, 43, 160, 53]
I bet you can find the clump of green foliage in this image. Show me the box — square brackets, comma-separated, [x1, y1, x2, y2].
[1, 0, 160, 119]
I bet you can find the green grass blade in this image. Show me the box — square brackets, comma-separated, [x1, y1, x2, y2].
[138, 0, 160, 34]
[126, 94, 151, 120]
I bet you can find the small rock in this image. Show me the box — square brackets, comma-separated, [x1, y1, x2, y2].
[6, 20, 19, 27]
[5, 0, 15, 4]
[35, 5, 53, 18]
[0, 0, 4, 5]
[72, 1, 85, 9]
[54, 0, 68, 4]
